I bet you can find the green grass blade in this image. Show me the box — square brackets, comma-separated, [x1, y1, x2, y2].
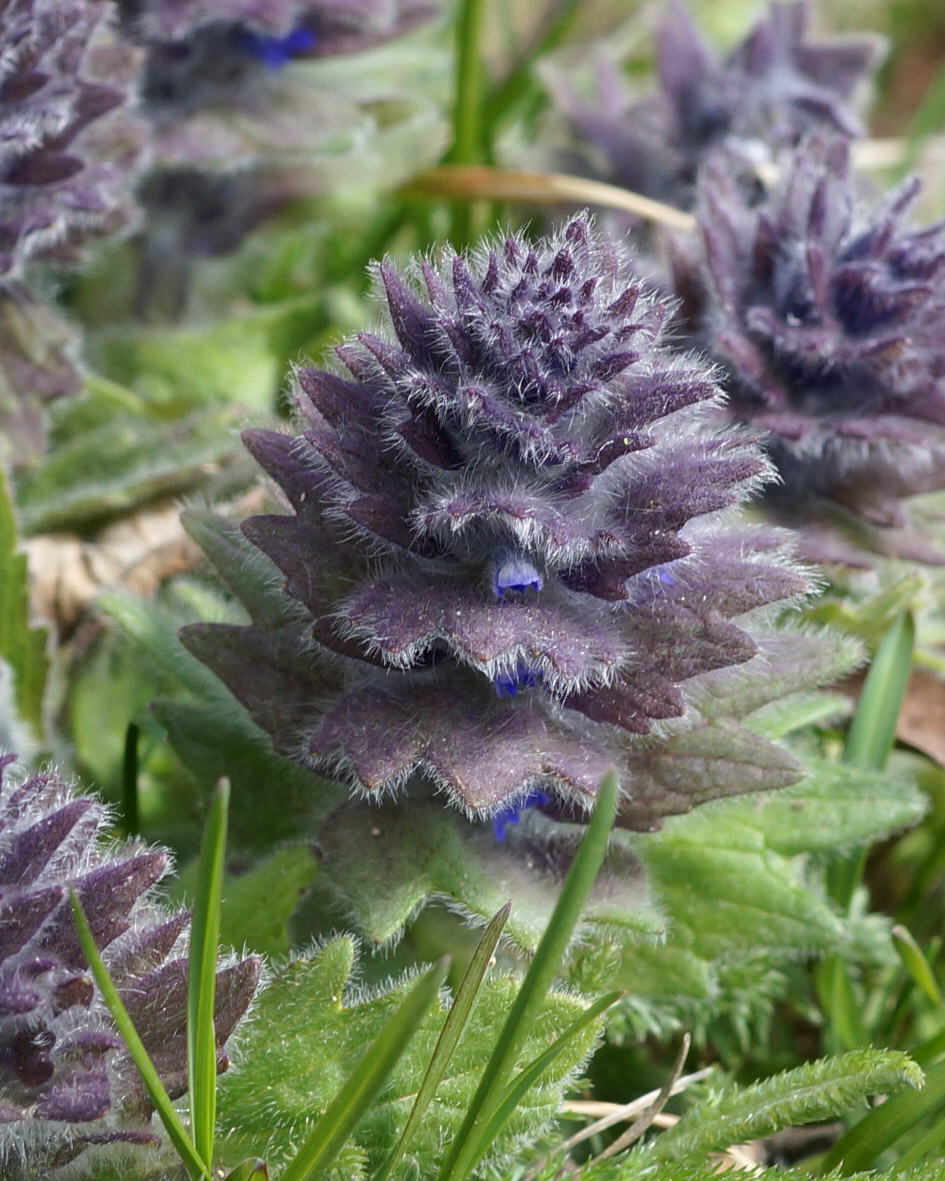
[464, 989, 624, 1172]
[896, 58, 945, 179]
[896, 1113, 945, 1172]
[892, 925, 945, 1010]
[69, 890, 209, 1181]
[914, 1025, 945, 1069]
[448, 0, 486, 244]
[189, 778, 230, 1172]
[843, 610, 914, 774]
[820, 612, 915, 1052]
[224, 1160, 269, 1181]
[482, 0, 581, 135]
[815, 957, 869, 1053]
[122, 721, 140, 837]
[374, 904, 512, 1181]
[435, 770, 619, 1181]
[280, 957, 450, 1181]
[822, 1058, 945, 1174]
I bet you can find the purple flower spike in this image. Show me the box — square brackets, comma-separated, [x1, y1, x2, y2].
[550, 0, 883, 210]
[182, 216, 812, 823]
[493, 790, 550, 842]
[494, 550, 543, 597]
[673, 135, 945, 563]
[0, 0, 143, 278]
[0, 757, 260, 1174]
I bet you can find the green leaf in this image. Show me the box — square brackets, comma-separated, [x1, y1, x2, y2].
[16, 406, 247, 534]
[171, 845, 319, 958]
[189, 778, 230, 1171]
[472, 988, 622, 1164]
[215, 936, 599, 1176]
[892, 925, 945, 1010]
[436, 771, 618, 1181]
[801, 572, 926, 651]
[98, 313, 283, 415]
[315, 796, 660, 954]
[650, 1050, 923, 1164]
[280, 957, 450, 1181]
[69, 890, 209, 1181]
[101, 588, 345, 850]
[746, 691, 852, 740]
[0, 467, 47, 739]
[180, 510, 298, 628]
[615, 753, 925, 1028]
[581, 1160, 945, 1181]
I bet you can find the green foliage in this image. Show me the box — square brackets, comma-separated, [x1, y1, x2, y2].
[70, 888, 210, 1181]
[173, 845, 319, 958]
[823, 1057, 945, 1173]
[215, 936, 603, 1176]
[16, 391, 250, 534]
[613, 754, 924, 1034]
[0, 468, 47, 741]
[280, 957, 451, 1181]
[800, 571, 926, 652]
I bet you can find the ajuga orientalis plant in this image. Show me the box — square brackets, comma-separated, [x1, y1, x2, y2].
[549, 0, 883, 211]
[671, 135, 945, 565]
[182, 214, 814, 831]
[0, 754, 260, 1179]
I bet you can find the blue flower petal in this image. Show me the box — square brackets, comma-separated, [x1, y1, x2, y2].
[238, 25, 317, 69]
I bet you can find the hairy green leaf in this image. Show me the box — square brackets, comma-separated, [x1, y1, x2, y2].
[172, 845, 318, 957]
[579, 1159, 945, 1181]
[316, 798, 660, 953]
[650, 1050, 922, 1164]
[215, 936, 601, 1176]
[823, 1058, 945, 1174]
[17, 407, 248, 534]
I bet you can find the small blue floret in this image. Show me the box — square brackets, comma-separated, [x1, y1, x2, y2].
[493, 790, 550, 842]
[495, 667, 539, 698]
[238, 25, 317, 68]
[493, 551, 543, 597]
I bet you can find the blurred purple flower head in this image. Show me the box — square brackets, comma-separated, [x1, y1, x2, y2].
[672, 135, 945, 563]
[183, 216, 812, 828]
[0, 0, 143, 278]
[0, 755, 259, 1174]
[551, 0, 883, 209]
[133, 0, 436, 116]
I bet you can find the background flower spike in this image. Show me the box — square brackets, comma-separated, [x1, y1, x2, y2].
[672, 134, 945, 565]
[0, 756, 260, 1179]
